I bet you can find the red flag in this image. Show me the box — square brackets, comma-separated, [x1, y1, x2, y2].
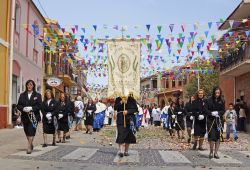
[181, 24, 185, 32]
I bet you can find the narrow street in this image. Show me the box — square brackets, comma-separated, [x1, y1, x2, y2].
[1, 125, 250, 170]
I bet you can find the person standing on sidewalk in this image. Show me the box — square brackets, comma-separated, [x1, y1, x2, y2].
[225, 103, 238, 141]
[191, 89, 207, 151]
[206, 87, 225, 159]
[238, 104, 247, 132]
[184, 96, 195, 143]
[17, 80, 42, 154]
[84, 99, 96, 134]
[115, 94, 138, 158]
[41, 89, 58, 147]
[74, 96, 84, 131]
[66, 94, 74, 139]
[174, 98, 185, 140]
[168, 102, 176, 137]
[57, 93, 70, 143]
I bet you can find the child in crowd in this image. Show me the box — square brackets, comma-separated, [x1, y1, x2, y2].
[225, 103, 238, 141]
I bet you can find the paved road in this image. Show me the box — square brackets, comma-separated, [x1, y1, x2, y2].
[1, 126, 250, 170]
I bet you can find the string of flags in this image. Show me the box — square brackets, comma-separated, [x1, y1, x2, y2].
[22, 18, 250, 80]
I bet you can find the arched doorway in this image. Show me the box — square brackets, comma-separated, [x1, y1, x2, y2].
[12, 60, 21, 104]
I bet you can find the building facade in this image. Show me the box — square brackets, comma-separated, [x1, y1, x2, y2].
[43, 19, 86, 100]
[218, 0, 250, 131]
[140, 66, 191, 108]
[0, 0, 11, 128]
[12, 0, 46, 104]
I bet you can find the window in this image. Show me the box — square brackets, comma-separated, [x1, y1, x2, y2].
[178, 80, 182, 86]
[184, 78, 187, 85]
[70, 87, 78, 95]
[172, 79, 176, 88]
[33, 49, 38, 64]
[15, 3, 21, 34]
[165, 79, 169, 88]
[152, 80, 157, 89]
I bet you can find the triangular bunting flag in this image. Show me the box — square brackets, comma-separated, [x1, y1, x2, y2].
[205, 31, 209, 38]
[146, 24, 151, 31]
[208, 22, 212, 29]
[157, 25, 162, 33]
[169, 24, 174, 33]
[181, 24, 185, 32]
[93, 25, 97, 31]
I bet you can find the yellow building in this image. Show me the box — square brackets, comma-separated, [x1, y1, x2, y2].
[0, 0, 10, 128]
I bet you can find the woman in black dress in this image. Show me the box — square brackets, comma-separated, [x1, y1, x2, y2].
[84, 99, 96, 134]
[174, 98, 185, 139]
[184, 96, 195, 143]
[191, 89, 207, 150]
[57, 93, 70, 143]
[41, 89, 58, 147]
[168, 102, 176, 137]
[115, 95, 138, 157]
[17, 80, 42, 154]
[206, 87, 225, 159]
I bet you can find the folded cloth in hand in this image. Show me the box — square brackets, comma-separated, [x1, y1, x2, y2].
[211, 111, 219, 117]
[58, 114, 63, 119]
[198, 115, 204, 120]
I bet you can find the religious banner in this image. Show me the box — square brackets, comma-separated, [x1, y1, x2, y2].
[107, 39, 141, 98]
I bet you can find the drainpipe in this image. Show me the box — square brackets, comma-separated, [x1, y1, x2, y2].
[8, 0, 16, 127]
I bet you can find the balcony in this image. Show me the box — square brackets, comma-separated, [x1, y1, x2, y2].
[220, 43, 250, 77]
[58, 64, 77, 87]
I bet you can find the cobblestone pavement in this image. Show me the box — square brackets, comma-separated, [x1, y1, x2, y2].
[1, 125, 250, 170]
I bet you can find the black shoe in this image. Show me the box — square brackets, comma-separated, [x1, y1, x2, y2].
[234, 136, 238, 141]
[86, 130, 89, 134]
[56, 140, 61, 143]
[42, 144, 47, 147]
[124, 152, 129, 156]
[214, 154, 220, 159]
[26, 150, 31, 154]
[52, 142, 56, 146]
[118, 153, 124, 158]
[31, 144, 34, 150]
[66, 136, 70, 140]
[188, 138, 191, 143]
[209, 153, 213, 159]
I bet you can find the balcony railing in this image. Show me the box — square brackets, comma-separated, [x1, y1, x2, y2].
[220, 43, 250, 72]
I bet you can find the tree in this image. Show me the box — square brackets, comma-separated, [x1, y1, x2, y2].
[184, 60, 219, 98]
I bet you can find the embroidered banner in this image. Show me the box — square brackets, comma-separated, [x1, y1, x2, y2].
[107, 39, 141, 98]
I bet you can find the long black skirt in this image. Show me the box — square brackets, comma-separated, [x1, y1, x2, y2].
[85, 116, 94, 126]
[43, 121, 55, 134]
[58, 120, 69, 132]
[23, 122, 37, 136]
[194, 119, 206, 136]
[116, 125, 136, 144]
[186, 116, 193, 128]
[176, 120, 185, 131]
[207, 118, 221, 141]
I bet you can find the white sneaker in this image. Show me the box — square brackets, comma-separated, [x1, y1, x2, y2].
[19, 126, 23, 128]
[14, 126, 19, 129]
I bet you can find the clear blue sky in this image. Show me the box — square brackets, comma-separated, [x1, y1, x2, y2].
[33, 0, 241, 86]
